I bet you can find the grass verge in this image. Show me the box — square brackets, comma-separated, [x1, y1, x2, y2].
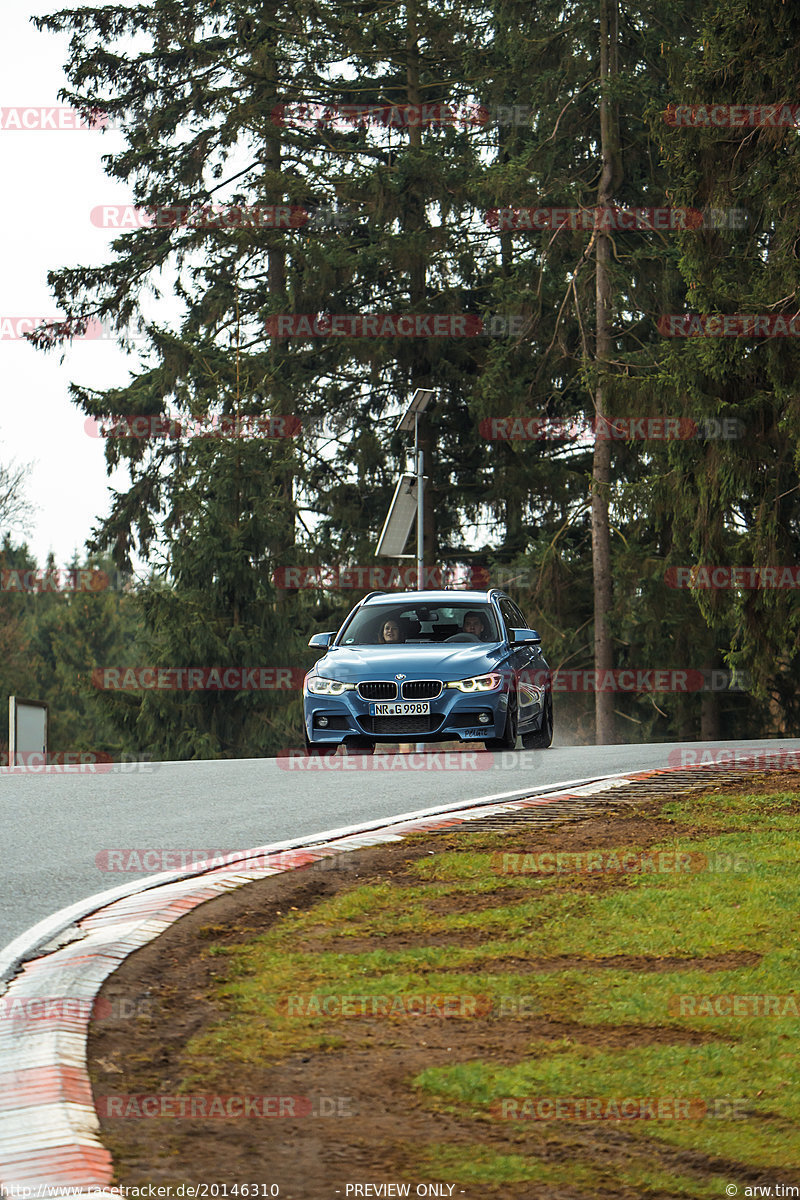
[93, 774, 800, 1197]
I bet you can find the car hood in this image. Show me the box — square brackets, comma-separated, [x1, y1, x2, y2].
[312, 643, 505, 682]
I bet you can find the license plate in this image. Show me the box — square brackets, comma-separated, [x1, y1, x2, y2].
[369, 702, 430, 716]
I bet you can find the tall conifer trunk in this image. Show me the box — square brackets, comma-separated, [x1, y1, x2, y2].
[592, 0, 620, 743]
[264, 32, 292, 610]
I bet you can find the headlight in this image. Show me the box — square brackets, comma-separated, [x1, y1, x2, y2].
[305, 676, 355, 696]
[446, 673, 503, 693]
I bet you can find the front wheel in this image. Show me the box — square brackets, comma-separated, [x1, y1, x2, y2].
[304, 732, 339, 757]
[484, 688, 518, 751]
[343, 738, 375, 756]
[521, 694, 553, 750]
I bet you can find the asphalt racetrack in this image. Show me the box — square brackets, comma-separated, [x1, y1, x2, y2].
[2, 738, 798, 955]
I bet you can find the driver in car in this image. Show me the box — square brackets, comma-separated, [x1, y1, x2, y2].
[380, 618, 404, 643]
[463, 610, 490, 639]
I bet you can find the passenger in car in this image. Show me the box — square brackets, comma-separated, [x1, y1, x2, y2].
[463, 611, 490, 639]
[380, 618, 404, 643]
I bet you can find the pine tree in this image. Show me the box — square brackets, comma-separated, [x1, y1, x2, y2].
[652, 0, 800, 730]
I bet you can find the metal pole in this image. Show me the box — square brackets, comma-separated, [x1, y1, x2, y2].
[417, 450, 424, 590]
[415, 419, 425, 754]
[415, 412, 424, 590]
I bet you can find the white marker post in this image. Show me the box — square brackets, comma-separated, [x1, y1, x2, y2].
[8, 696, 48, 767]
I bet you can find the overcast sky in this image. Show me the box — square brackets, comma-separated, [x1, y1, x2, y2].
[1, 4, 500, 572]
[1, 0, 138, 567]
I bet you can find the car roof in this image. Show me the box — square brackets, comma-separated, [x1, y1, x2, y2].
[361, 590, 499, 606]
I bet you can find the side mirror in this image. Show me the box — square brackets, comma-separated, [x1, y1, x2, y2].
[308, 632, 334, 649]
[510, 628, 541, 645]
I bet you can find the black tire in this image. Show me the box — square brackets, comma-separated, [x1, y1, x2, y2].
[484, 688, 518, 751]
[521, 694, 553, 750]
[343, 738, 375, 756]
[304, 732, 339, 757]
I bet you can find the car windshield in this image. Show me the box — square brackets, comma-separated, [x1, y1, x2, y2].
[338, 603, 502, 646]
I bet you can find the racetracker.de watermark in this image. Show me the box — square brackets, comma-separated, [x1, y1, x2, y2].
[277, 993, 537, 1018]
[0, 752, 155, 775]
[668, 994, 800, 1018]
[96, 1093, 354, 1118]
[665, 566, 800, 589]
[659, 314, 800, 337]
[90, 666, 748, 693]
[0, 106, 114, 130]
[265, 314, 525, 338]
[486, 205, 747, 231]
[84, 414, 302, 440]
[547, 668, 747, 692]
[491, 1096, 747, 1120]
[90, 203, 348, 230]
[667, 747, 800, 769]
[278, 750, 493, 771]
[492, 849, 750, 875]
[279, 750, 558, 770]
[0, 567, 125, 593]
[272, 565, 489, 589]
[91, 667, 306, 690]
[90, 203, 389, 232]
[270, 101, 532, 129]
[664, 102, 800, 127]
[0, 316, 124, 341]
[93, 847, 338, 872]
[0, 995, 153, 1022]
[479, 416, 744, 441]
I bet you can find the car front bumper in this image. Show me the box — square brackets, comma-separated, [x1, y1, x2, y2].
[304, 685, 513, 745]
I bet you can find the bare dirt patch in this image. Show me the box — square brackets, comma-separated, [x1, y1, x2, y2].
[437, 950, 761, 974]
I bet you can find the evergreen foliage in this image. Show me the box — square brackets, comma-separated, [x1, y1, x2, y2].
[8, 0, 795, 755]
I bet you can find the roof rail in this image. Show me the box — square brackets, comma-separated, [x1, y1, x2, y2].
[360, 590, 387, 602]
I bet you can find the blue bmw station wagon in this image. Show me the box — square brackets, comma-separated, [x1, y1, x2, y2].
[303, 589, 553, 754]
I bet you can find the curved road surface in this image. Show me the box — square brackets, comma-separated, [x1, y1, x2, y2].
[2, 738, 799, 956]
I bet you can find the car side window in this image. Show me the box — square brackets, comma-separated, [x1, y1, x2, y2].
[510, 601, 529, 629]
[498, 598, 518, 636]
